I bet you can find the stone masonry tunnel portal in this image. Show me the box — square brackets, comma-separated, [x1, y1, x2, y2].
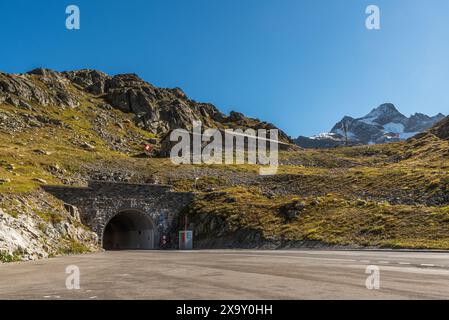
[43, 181, 194, 250]
[103, 210, 155, 250]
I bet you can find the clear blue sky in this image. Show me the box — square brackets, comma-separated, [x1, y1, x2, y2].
[0, 0, 448, 137]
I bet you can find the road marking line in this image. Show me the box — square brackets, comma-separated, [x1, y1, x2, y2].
[217, 253, 359, 263]
[195, 252, 446, 270]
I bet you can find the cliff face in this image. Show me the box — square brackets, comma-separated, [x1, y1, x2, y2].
[0, 191, 98, 262]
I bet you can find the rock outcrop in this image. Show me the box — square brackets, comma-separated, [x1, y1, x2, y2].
[0, 68, 80, 109]
[0, 191, 98, 262]
[62, 70, 292, 141]
[430, 116, 449, 141]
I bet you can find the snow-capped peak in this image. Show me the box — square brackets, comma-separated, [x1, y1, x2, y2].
[295, 103, 446, 149]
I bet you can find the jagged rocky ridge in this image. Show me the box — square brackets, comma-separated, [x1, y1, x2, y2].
[0, 68, 292, 143]
[295, 103, 445, 148]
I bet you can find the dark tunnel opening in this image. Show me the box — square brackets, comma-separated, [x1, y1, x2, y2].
[102, 210, 155, 250]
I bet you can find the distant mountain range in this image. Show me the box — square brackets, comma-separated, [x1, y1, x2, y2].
[294, 103, 445, 148]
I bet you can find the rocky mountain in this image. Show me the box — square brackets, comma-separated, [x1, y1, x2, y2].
[0, 68, 292, 144]
[295, 103, 445, 148]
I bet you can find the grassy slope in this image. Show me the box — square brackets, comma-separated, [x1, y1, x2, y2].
[184, 137, 449, 249]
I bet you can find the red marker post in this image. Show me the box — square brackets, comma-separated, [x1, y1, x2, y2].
[143, 144, 153, 156]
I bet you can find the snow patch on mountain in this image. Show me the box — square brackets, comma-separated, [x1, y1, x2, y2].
[383, 122, 404, 133]
[310, 132, 341, 140]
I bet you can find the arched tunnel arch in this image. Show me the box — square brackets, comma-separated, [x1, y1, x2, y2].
[102, 210, 155, 250]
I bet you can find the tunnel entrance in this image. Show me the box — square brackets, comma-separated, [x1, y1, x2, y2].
[102, 210, 155, 250]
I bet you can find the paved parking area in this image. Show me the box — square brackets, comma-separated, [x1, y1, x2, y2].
[1, 250, 449, 299]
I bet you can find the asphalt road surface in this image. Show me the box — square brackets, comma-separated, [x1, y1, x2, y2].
[1, 250, 449, 299]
